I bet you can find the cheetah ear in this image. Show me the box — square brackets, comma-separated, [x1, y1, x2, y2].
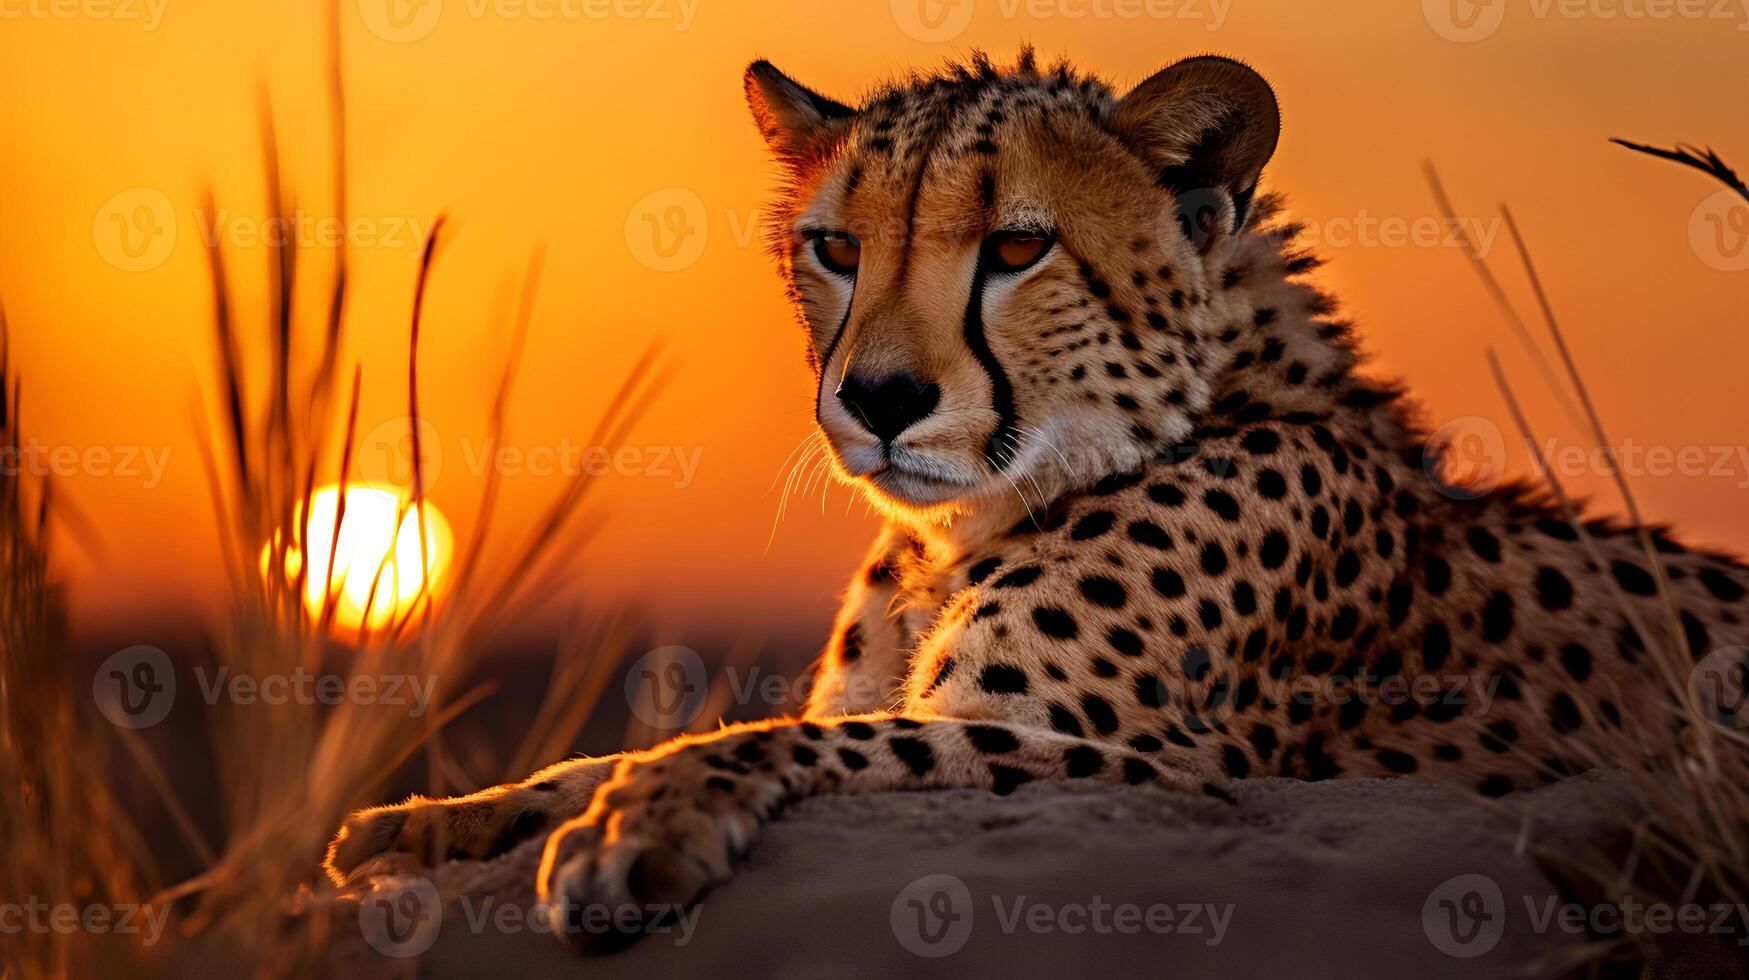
[1111, 56, 1281, 253]
[744, 60, 855, 169]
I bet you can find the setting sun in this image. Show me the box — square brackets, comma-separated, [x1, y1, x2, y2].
[264, 483, 454, 634]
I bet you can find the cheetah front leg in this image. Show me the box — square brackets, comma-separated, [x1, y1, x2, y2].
[803, 527, 918, 717]
[324, 529, 918, 885]
[324, 754, 619, 884]
[536, 714, 1228, 951]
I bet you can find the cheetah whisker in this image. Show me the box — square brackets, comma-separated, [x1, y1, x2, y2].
[984, 450, 1041, 530]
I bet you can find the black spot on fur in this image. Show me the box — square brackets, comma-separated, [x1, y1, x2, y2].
[1071, 511, 1116, 540]
[979, 664, 1029, 694]
[1222, 745, 1251, 778]
[966, 725, 1021, 754]
[1376, 750, 1418, 774]
[1611, 560, 1656, 596]
[1064, 746, 1105, 778]
[1033, 607, 1080, 639]
[1482, 593, 1515, 644]
[1078, 577, 1127, 609]
[990, 764, 1032, 795]
[1127, 520, 1173, 549]
[1535, 567, 1574, 610]
[889, 737, 935, 776]
[1048, 704, 1084, 737]
[1082, 694, 1119, 734]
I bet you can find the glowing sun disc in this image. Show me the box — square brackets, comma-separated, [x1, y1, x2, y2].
[263, 483, 454, 633]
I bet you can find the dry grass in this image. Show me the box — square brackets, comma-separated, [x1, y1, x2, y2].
[0, 311, 157, 976]
[1432, 162, 1749, 972]
[0, 1, 667, 973]
[170, 38, 667, 976]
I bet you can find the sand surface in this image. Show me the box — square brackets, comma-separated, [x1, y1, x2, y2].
[292, 772, 1749, 978]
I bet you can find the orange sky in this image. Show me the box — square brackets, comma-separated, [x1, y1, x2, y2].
[1, 0, 1745, 642]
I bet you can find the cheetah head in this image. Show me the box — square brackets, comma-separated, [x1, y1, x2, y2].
[745, 52, 1279, 526]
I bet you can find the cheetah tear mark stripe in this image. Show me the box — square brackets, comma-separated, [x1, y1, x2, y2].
[814, 273, 858, 423]
[967, 236, 1022, 469]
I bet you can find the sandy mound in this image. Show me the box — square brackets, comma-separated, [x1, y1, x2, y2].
[313, 774, 1747, 979]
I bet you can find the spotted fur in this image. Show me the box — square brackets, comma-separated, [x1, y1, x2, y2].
[326, 51, 1749, 952]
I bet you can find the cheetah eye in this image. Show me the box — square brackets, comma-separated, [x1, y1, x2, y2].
[810, 231, 861, 276]
[984, 231, 1054, 274]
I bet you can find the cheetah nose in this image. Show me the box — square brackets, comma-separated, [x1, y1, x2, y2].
[836, 371, 940, 444]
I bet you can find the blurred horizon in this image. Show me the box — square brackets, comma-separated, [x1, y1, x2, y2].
[2, 0, 1746, 648]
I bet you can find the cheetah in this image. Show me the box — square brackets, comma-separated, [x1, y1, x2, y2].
[326, 51, 1749, 950]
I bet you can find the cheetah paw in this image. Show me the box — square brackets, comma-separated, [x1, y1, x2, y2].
[538, 753, 784, 952]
